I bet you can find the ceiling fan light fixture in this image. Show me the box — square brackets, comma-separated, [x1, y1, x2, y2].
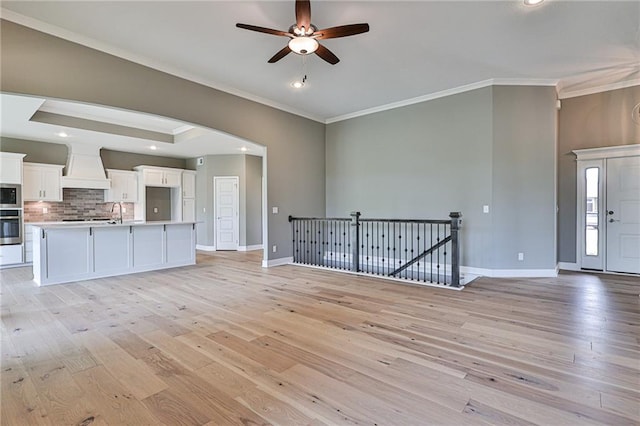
[288, 37, 319, 55]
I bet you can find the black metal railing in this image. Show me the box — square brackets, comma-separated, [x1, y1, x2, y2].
[289, 212, 462, 287]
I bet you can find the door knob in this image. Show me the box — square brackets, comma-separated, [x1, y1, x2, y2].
[609, 218, 619, 223]
[607, 210, 614, 215]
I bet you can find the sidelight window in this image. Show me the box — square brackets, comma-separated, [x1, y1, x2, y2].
[585, 167, 599, 256]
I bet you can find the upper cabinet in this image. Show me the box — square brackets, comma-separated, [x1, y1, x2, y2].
[105, 169, 138, 202]
[182, 171, 196, 199]
[0, 153, 25, 184]
[23, 163, 63, 201]
[134, 166, 182, 187]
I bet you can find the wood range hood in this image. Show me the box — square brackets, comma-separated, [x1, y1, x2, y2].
[61, 143, 111, 190]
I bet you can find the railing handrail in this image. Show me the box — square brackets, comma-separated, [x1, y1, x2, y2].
[289, 215, 452, 225]
[289, 215, 351, 222]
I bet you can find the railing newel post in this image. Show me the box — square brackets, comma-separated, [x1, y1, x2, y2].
[449, 212, 462, 287]
[350, 211, 361, 272]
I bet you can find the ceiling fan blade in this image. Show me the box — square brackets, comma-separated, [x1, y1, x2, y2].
[236, 23, 290, 37]
[315, 23, 370, 39]
[315, 43, 339, 65]
[268, 46, 292, 63]
[295, 0, 311, 30]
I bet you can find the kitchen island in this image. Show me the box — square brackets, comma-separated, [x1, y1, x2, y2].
[31, 221, 196, 286]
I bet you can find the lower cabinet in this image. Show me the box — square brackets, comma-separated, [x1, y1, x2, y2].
[24, 224, 34, 263]
[132, 225, 165, 269]
[93, 226, 131, 275]
[45, 228, 92, 283]
[0, 244, 24, 266]
[166, 223, 196, 265]
[33, 223, 196, 286]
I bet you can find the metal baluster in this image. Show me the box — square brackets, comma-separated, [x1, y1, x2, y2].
[375, 221, 379, 276]
[430, 223, 434, 283]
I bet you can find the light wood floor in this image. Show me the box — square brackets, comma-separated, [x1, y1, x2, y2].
[1, 251, 639, 425]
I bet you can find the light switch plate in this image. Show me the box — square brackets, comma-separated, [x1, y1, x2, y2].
[483, 205, 489, 213]
[272, 207, 278, 214]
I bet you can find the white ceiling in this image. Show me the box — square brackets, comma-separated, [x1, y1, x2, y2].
[1, 1, 639, 155]
[0, 93, 265, 158]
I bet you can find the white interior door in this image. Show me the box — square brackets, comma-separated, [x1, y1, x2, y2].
[606, 156, 640, 274]
[215, 176, 239, 251]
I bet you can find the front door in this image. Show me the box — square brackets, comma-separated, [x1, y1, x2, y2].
[215, 176, 239, 251]
[606, 156, 640, 274]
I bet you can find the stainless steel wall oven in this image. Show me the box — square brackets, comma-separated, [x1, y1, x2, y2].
[0, 209, 22, 245]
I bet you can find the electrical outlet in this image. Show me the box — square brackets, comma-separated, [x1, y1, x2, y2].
[43, 207, 48, 214]
[518, 252, 524, 261]
[153, 207, 158, 213]
[272, 207, 279, 214]
[483, 205, 489, 213]
[272, 245, 277, 253]
[122, 207, 126, 213]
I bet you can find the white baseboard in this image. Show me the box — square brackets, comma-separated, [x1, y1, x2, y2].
[558, 262, 580, 271]
[238, 244, 263, 252]
[461, 266, 559, 278]
[196, 244, 216, 252]
[262, 256, 293, 268]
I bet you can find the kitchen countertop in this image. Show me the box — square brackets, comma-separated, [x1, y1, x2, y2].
[29, 221, 197, 229]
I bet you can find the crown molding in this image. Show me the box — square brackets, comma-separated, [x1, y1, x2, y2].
[558, 79, 640, 100]
[325, 78, 559, 124]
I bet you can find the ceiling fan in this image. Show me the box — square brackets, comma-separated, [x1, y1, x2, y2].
[236, 0, 369, 65]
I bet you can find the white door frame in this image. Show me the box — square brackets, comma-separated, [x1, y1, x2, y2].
[573, 144, 640, 273]
[214, 176, 239, 251]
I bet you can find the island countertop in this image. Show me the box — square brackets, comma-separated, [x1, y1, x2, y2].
[29, 220, 197, 229]
[32, 221, 197, 286]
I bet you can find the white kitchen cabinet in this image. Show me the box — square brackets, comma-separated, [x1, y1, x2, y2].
[0, 153, 25, 184]
[166, 223, 196, 265]
[44, 227, 92, 282]
[132, 225, 165, 269]
[23, 163, 63, 201]
[182, 198, 196, 222]
[32, 222, 196, 286]
[104, 169, 138, 202]
[93, 226, 131, 274]
[0, 244, 23, 266]
[182, 171, 196, 198]
[24, 224, 33, 263]
[134, 166, 182, 187]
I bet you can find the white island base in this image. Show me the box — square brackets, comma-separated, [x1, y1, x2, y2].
[32, 222, 196, 286]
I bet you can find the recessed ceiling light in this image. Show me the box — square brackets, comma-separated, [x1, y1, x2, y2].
[524, 0, 544, 5]
[57, 131, 68, 138]
[291, 81, 304, 89]
[149, 145, 157, 150]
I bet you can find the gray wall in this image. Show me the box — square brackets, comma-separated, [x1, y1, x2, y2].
[492, 86, 557, 269]
[1, 20, 325, 260]
[327, 87, 493, 268]
[0, 137, 68, 164]
[0, 137, 189, 170]
[145, 187, 172, 221]
[245, 155, 263, 247]
[101, 149, 187, 170]
[557, 85, 640, 263]
[192, 154, 262, 248]
[327, 85, 558, 271]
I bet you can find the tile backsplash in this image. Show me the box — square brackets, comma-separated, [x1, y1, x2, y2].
[24, 188, 134, 222]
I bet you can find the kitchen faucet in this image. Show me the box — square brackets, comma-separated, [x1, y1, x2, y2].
[111, 202, 123, 224]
